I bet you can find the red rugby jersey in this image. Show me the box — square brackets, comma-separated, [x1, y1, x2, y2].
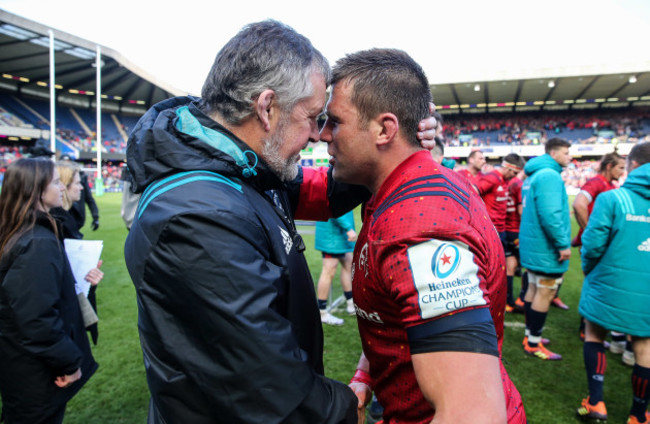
[505, 177, 523, 232]
[574, 174, 617, 245]
[476, 170, 508, 233]
[456, 168, 481, 187]
[352, 151, 525, 424]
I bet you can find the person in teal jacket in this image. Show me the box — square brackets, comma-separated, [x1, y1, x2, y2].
[519, 138, 572, 361]
[576, 142, 650, 424]
[315, 210, 357, 325]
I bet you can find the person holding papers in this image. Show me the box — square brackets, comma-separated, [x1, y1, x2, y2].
[51, 161, 104, 344]
[0, 158, 97, 424]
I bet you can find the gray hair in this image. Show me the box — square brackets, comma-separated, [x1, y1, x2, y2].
[201, 20, 331, 126]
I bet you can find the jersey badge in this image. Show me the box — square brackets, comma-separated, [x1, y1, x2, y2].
[407, 239, 486, 319]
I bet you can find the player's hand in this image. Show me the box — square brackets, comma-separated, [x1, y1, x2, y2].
[417, 103, 438, 150]
[85, 260, 104, 286]
[54, 368, 81, 388]
[558, 248, 571, 261]
[349, 381, 371, 424]
[91, 218, 99, 231]
[347, 230, 358, 242]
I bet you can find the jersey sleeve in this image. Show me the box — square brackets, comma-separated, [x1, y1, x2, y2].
[374, 237, 497, 355]
[376, 237, 490, 325]
[579, 177, 605, 204]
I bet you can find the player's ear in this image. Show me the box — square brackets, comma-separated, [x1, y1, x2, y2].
[375, 112, 399, 148]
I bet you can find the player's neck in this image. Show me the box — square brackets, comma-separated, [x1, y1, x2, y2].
[370, 146, 425, 195]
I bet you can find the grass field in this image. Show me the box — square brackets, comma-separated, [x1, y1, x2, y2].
[47, 193, 636, 423]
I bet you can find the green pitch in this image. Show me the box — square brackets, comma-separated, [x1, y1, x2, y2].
[9, 193, 633, 423]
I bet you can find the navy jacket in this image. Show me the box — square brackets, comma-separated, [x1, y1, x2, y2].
[125, 97, 361, 424]
[0, 213, 97, 422]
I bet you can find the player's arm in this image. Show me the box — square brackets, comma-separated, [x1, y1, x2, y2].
[581, 195, 614, 275]
[291, 112, 438, 220]
[412, 350, 506, 424]
[379, 235, 506, 423]
[573, 191, 591, 229]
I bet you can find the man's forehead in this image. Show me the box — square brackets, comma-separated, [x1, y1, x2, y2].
[325, 83, 352, 114]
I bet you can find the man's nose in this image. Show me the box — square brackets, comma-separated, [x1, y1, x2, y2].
[319, 120, 332, 143]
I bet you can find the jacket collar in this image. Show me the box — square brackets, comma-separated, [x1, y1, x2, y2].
[180, 103, 285, 192]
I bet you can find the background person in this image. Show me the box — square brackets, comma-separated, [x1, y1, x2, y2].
[506, 169, 526, 312]
[457, 149, 485, 186]
[0, 158, 97, 423]
[576, 142, 650, 424]
[571, 152, 628, 354]
[60, 155, 100, 233]
[519, 137, 572, 360]
[476, 153, 525, 311]
[51, 161, 104, 344]
[315, 211, 357, 325]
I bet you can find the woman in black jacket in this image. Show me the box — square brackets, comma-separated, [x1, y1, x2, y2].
[50, 161, 104, 344]
[0, 158, 97, 424]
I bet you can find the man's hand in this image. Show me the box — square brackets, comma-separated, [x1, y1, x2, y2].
[347, 229, 358, 242]
[54, 368, 81, 388]
[91, 218, 100, 231]
[349, 364, 373, 424]
[558, 248, 571, 261]
[349, 381, 371, 424]
[417, 103, 438, 150]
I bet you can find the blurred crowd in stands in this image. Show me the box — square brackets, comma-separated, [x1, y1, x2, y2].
[440, 108, 650, 146]
[2, 105, 649, 192]
[55, 127, 127, 154]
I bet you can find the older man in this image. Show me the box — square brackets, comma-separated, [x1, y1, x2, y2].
[124, 20, 436, 423]
[320, 48, 525, 424]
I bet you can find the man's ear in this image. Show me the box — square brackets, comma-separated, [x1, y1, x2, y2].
[255, 89, 276, 132]
[376, 113, 399, 147]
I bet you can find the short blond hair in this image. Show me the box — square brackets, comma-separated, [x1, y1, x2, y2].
[56, 161, 81, 211]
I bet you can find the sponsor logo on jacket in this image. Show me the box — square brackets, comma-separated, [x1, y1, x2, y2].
[626, 213, 650, 223]
[639, 238, 650, 252]
[280, 227, 293, 254]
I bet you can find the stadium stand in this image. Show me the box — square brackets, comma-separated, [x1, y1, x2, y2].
[439, 109, 650, 147]
[1, 8, 650, 194]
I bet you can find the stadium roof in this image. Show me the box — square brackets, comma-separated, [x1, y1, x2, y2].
[430, 66, 650, 114]
[1, 8, 650, 116]
[0, 9, 187, 112]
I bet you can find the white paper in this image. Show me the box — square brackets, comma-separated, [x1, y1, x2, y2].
[64, 239, 103, 297]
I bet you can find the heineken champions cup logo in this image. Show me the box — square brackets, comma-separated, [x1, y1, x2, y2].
[431, 243, 461, 279]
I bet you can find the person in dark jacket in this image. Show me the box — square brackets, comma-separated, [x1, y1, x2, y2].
[0, 158, 97, 424]
[50, 161, 104, 344]
[125, 21, 361, 424]
[125, 20, 437, 424]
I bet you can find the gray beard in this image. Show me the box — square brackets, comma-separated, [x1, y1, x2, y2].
[261, 122, 300, 182]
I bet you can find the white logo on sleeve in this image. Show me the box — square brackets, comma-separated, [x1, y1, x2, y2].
[407, 239, 486, 319]
[280, 227, 293, 254]
[639, 238, 650, 252]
